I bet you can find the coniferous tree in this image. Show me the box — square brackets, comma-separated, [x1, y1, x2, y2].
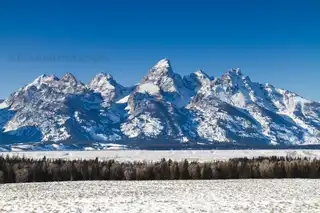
[188, 162, 201, 179]
[0, 170, 4, 183]
[200, 163, 212, 179]
[169, 161, 179, 180]
[179, 159, 190, 179]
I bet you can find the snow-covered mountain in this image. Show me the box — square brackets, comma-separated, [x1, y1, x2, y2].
[0, 58, 319, 149]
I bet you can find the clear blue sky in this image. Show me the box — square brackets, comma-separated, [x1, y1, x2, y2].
[0, 0, 319, 100]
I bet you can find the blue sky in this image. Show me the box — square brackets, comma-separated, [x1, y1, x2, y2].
[0, 0, 319, 100]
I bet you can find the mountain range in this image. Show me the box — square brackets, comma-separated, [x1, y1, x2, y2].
[0, 59, 319, 150]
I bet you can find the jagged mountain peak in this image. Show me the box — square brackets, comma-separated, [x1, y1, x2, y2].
[142, 58, 174, 82]
[38, 74, 59, 80]
[153, 58, 171, 69]
[93, 72, 114, 80]
[140, 58, 177, 92]
[194, 69, 209, 78]
[219, 68, 253, 90]
[136, 58, 194, 108]
[0, 59, 319, 148]
[228, 68, 242, 75]
[87, 72, 130, 108]
[60, 72, 78, 82]
[23, 74, 59, 90]
[88, 72, 123, 91]
[23, 73, 86, 92]
[56, 73, 86, 94]
[183, 69, 211, 91]
[222, 68, 245, 80]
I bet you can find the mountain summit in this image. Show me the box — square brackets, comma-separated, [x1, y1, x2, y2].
[0, 58, 319, 149]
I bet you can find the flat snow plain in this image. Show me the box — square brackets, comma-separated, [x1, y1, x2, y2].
[1, 149, 320, 162]
[0, 179, 319, 213]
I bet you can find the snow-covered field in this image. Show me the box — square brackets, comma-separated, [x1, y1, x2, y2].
[0, 179, 319, 213]
[1, 149, 320, 162]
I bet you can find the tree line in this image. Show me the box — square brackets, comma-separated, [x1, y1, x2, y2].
[0, 155, 319, 183]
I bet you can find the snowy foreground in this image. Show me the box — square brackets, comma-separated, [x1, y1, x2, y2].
[0, 179, 319, 213]
[1, 149, 320, 162]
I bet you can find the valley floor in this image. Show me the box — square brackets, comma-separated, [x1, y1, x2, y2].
[1, 149, 320, 162]
[0, 179, 319, 213]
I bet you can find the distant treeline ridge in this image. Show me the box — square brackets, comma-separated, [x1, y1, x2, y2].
[0, 156, 320, 183]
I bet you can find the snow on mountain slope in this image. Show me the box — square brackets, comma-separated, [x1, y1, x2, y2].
[205, 69, 320, 145]
[1, 73, 125, 143]
[185, 91, 267, 143]
[122, 91, 185, 140]
[138, 58, 193, 108]
[183, 69, 212, 92]
[88, 72, 133, 107]
[0, 58, 319, 147]
[0, 100, 7, 108]
[121, 59, 191, 140]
